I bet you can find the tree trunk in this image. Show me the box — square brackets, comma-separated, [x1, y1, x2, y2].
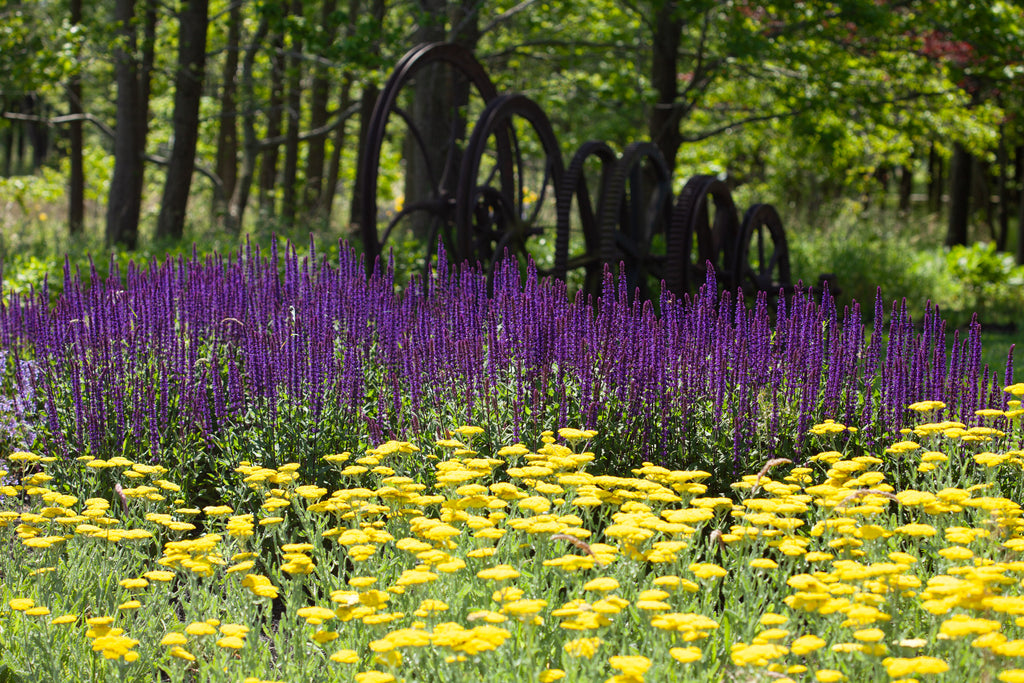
[927, 143, 944, 214]
[212, 0, 242, 224]
[403, 0, 480, 240]
[156, 0, 210, 243]
[649, 1, 684, 174]
[280, 0, 304, 225]
[898, 164, 912, 214]
[321, 72, 353, 223]
[106, 0, 152, 250]
[997, 124, 1009, 251]
[1, 96, 11, 176]
[258, 30, 286, 214]
[225, 16, 270, 234]
[945, 143, 972, 247]
[67, 0, 84, 234]
[303, 0, 339, 215]
[350, 82, 378, 236]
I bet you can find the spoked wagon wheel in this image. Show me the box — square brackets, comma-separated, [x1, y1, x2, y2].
[555, 140, 617, 299]
[598, 142, 679, 302]
[356, 43, 499, 278]
[735, 203, 792, 297]
[454, 93, 565, 284]
[672, 175, 741, 292]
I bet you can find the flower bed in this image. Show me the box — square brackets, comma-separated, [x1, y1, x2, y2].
[3, 397, 1024, 681]
[0, 242, 1013, 498]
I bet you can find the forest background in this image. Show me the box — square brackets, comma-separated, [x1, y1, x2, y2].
[1, 0, 1023, 341]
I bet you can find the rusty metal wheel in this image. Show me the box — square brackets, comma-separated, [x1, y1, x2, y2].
[355, 43, 498, 277]
[454, 93, 564, 282]
[671, 175, 741, 292]
[598, 142, 678, 302]
[555, 140, 617, 298]
[735, 203, 791, 296]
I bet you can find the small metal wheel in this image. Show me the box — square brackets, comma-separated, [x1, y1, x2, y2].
[355, 43, 498, 277]
[735, 203, 792, 296]
[671, 175, 741, 292]
[597, 142, 678, 302]
[555, 140, 617, 298]
[454, 93, 564, 282]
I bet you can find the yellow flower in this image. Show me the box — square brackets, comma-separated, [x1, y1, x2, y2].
[853, 628, 885, 642]
[185, 622, 217, 636]
[9, 598, 34, 611]
[582, 577, 619, 592]
[815, 670, 845, 682]
[750, 558, 779, 570]
[51, 614, 78, 625]
[216, 635, 245, 649]
[118, 578, 148, 589]
[609, 655, 651, 678]
[670, 646, 702, 663]
[539, 669, 566, 682]
[330, 649, 359, 663]
[477, 565, 521, 581]
[558, 636, 604, 660]
[169, 646, 195, 661]
[791, 635, 827, 655]
[689, 563, 727, 579]
[355, 672, 395, 683]
[160, 632, 188, 646]
[884, 656, 949, 677]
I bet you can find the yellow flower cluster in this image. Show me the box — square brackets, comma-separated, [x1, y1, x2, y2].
[1, 387, 1023, 681]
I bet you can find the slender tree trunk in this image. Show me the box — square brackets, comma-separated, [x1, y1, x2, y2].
[303, 0, 339, 215]
[226, 16, 270, 234]
[212, 0, 242, 224]
[649, 1, 684, 173]
[280, 0, 304, 225]
[927, 143, 944, 214]
[258, 31, 285, 214]
[68, 0, 84, 234]
[1017, 178, 1024, 266]
[898, 164, 913, 214]
[997, 124, 1009, 251]
[946, 143, 972, 247]
[1, 96, 11, 176]
[349, 0, 386, 235]
[321, 72, 353, 222]
[156, 0, 210, 243]
[106, 0, 151, 250]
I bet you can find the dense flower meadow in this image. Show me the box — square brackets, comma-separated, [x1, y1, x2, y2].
[0, 242, 1021, 681]
[2, 402, 1024, 682]
[0, 241, 1014, 497]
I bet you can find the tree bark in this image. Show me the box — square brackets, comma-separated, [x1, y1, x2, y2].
[321, 71, 353, 222]
[225, 15, 270, 234]
[649, 1, 684, 174]
[403, 0, 480, 239]
[898, 164, 912, 214]
[67, 0, 84, 234]
[280, 0, 304, 225]
[302, 0, 339, 215]
[156, 0, 210, 243]
[945, 143, 972, 247]
[212, 0, 242, 224]
[259, 30, 285, 214]
[927, 143, 944, 214]
[106, 0, 155, 250]
[997, 124, 1009, 251]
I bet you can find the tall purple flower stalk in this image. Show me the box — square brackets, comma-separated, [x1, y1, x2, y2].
[0, 241, 1013, 475]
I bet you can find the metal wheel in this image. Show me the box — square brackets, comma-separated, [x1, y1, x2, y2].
[671, 175, 741, 292]
[555, 140, 617, 298]
[454, 93, 564, 282]
[355, 43, 498, 277]
[735, 203, 792, 296]
[598, 142, 678, 302]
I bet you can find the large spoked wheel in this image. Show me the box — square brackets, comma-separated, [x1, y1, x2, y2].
[356, 43, 498, 277]
[598, 142, 678, 302]
[672, 175, 741, 292]
[454, 93, 564, 283]
[735, 203, 792, 297]
[555, 140, 617, 298]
